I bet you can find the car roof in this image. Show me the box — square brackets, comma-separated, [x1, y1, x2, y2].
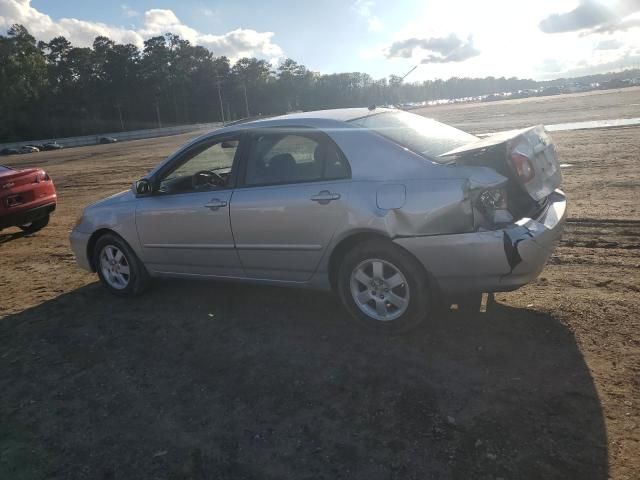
[215, 107, 397, 134]
[266, 107, 396, 122]
[150, 106, 442, 182]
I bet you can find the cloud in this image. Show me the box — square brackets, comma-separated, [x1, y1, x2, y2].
[386, 33, 480, 63]
[0, 0, 283, 62]
[591, 16, 640, 33]
[539, 0, 640, 34]
[121, 4, 138, 19]
[138, 8, 199, 42]
[0, 0, 143, 45]
[353, 0, 384, 32]
[595, 38, 623, 49]
[199, 29, 283, 60]
[539, 0, 615, 33]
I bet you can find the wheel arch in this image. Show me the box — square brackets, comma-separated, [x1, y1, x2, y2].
[86, 228, 123, 271]
[327, 230, 434, 293]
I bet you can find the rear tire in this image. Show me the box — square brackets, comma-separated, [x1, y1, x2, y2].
[94, 233, 149, 296]
[19, 214, 49, 234]
[337, 239, 431, 333]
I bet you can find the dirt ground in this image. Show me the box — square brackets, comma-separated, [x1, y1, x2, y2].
[414, 86, 640, 134]
[1, 88, 638, 479]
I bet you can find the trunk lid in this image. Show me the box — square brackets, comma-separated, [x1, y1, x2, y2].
[440, 125, 562, 203]
[0, 167, 40, 190]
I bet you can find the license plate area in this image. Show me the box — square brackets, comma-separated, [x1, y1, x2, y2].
[6, 194, 25, 207]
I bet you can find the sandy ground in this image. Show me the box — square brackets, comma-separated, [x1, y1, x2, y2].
[0, 88, 638, 479]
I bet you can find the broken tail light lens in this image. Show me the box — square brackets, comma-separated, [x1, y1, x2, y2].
[510, 152, 535, 183]
[477, 188, 513, 225]
[478, 188, 507, 210]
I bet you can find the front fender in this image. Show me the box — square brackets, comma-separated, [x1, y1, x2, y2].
[74, 192, 142, 259]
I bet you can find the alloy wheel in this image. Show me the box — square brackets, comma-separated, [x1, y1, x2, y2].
[99, 244, 131, 290]
[349, 258, 410, 321]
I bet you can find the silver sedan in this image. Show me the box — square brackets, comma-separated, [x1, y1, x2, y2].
[70, 108, 566, 331]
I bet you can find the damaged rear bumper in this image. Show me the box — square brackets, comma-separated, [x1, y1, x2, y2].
[393, 190, 567, 294]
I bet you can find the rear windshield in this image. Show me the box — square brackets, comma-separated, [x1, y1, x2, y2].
[0, 165, 13, 173]
[349, 111, 477, 161]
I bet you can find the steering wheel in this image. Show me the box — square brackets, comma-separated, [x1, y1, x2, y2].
[192, 170, 225, 189]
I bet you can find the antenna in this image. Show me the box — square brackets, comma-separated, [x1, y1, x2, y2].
[400, 65, 418, 82]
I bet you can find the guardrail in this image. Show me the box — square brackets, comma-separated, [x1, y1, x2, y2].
[0, 122, 223, 151]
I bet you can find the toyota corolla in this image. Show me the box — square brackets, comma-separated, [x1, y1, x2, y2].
[70, 108, 566, 331]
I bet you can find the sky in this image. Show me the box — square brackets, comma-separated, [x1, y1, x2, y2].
[1, 0, 639, 81]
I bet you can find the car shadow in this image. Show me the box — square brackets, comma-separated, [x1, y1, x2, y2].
[0, 229, 26, 244]
[0, 281, 608, 479]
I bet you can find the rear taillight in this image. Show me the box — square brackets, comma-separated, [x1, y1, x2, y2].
[36, 172, 50, 183]
[510, 152, 535, 183]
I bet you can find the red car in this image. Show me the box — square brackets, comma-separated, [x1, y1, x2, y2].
[0, 164, 56, 234]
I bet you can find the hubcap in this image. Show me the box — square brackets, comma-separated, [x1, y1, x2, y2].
[99, 245, 131, 290]
[350, 258, 410, 321]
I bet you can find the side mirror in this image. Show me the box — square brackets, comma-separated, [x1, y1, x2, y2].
[134, 178, 152, 196]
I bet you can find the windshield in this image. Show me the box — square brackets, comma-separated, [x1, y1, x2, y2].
[0, 165, 13, 173]
[350, 111, 477, 161]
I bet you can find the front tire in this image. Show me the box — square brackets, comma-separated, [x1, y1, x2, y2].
[337, 240, 431, 332]
[19, 214, 49, 234]
[94, 233, 149, 296]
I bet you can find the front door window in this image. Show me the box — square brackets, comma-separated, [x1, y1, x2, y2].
[158, 139, 239, 194]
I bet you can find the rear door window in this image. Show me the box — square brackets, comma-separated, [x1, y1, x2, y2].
[244, 132, 350, 186]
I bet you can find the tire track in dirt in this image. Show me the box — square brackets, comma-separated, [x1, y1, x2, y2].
[561, 217, 640, 250]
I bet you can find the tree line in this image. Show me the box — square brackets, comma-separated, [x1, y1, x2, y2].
[1, 24, 540, 142]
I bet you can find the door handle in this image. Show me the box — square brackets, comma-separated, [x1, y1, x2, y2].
[310, 190, 341, 205]
[204, 198, 228, 210]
